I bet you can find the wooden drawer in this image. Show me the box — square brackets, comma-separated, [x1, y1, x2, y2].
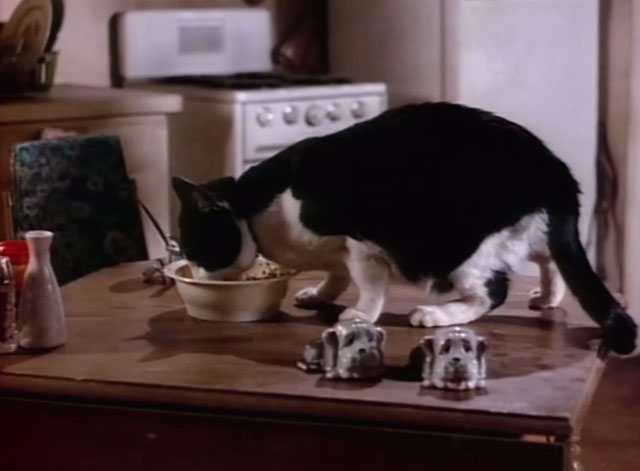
[0, 396, 566, 471]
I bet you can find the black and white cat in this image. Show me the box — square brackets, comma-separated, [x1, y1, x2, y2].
[172, 102, 637, 355]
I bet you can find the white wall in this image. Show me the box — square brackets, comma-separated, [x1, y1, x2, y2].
[0, 0, 21, 20]
[329, 0, 443, 105]
[444, 0, 599, 265]
[601, 0, 631, 291]
[622, 2, 640, 337]
[330, 0, 600, 273]
[601, 0, 640, 352]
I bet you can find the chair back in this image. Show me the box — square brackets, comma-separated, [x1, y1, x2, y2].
[12, 134, 148, 285]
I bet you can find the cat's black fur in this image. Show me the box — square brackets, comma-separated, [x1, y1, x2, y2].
[231, 103, 575, 279]
[485, 270, 510, 310]
[173, 177, 241, 272]
[173, 102, 637, 354]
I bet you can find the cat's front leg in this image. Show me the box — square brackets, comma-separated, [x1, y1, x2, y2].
[528, 253, 566, 309]
[294, 267, 351, 308]
[409, 296, 491, 328]
[340, 239, 390, 323]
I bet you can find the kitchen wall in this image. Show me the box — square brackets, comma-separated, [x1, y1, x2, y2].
[0, 0, 21, 20]
[329, 0, 443, 105]
[601, 0, 631, 292]
[1, 0, 275, 87]
[603, 0, 640, 338]
[624, 4, 640, 342]
[329, 0, 600, 277]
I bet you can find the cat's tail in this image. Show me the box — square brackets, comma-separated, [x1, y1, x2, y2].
[547, 193, 637, 355]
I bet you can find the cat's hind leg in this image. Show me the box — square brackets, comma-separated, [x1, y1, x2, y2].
[410, 270, 509, 327]
[528, 253, 566, 309]
[410, 211, 546, 327]
[294, 266, 350, 308]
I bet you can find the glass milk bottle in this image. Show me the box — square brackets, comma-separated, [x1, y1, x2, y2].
[18, 231, 66, 349]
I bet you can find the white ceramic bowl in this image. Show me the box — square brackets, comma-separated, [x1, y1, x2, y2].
[164, 260, 291, 322]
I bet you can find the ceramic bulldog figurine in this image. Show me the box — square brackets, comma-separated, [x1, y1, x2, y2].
[419, 326, 487, 390]
[297, 318, 386, 380]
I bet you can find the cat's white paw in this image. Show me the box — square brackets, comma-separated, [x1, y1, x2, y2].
[294, 287, 331, 308]
[528, 287, 561, 310]
[339, 308, 370, 321]
[409, 305, 450, 327]
[528, 294, 552, 310]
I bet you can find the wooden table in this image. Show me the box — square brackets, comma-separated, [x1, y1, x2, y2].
[0, 262, 606, 471]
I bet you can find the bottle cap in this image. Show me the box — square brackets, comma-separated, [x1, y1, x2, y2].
[0, 240, 28, 265]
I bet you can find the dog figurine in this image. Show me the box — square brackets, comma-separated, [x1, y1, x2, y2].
[297, 317, 386, 380]
[418, 326, 487, 390]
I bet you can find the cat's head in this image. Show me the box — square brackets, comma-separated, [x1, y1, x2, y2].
[171, 176, 257, 280]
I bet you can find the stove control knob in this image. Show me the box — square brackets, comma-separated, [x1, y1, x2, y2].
[283, 105, 299, 125]
[350, 100, 367, 120]
[326, 103, 342, 122]
[305, 105, 324, 127]
[256, 107, 275, 127]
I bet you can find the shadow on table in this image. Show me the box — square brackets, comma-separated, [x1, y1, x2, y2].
[479, 314, 602, 379]
[417, 387, 490, 401]
[109, 277, 173, 298]
[277, 304, 419, 327]
[0, 344, 67, 370]
[314, 376, 381, 391]
[132, 304, 603, 386]
[109, 277, 149, 294]
[133, 308, 305, 367]
[133, 305, 408, 373]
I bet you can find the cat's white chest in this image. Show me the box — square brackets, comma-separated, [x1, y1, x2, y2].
[249, 190, 346, 270]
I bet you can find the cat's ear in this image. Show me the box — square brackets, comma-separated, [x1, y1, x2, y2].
[172, 176, 225, 212]
[172, 176, 198, 202]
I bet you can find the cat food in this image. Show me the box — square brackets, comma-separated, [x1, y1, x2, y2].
[238, 256, 297, 281]
[179, 255, 295, 282]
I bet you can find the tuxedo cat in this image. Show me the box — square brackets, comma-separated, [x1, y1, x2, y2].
[172, 102, 637, 355]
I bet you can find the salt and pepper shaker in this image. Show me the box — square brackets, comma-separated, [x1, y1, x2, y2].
[297, 318, 386, 380]
[17, 230, 66, 350]
[0, 256, 17, 353]
[417, 327, 488, 391]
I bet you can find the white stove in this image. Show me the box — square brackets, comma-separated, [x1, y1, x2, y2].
[138, 80, 386, 233]
[115, 9, 387, 233]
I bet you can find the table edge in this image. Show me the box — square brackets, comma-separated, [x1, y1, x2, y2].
[0, 372, 573, 439]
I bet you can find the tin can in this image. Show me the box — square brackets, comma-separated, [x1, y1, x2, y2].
[0, 255, 16, 353]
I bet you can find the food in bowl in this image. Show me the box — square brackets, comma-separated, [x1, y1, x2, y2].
[163, 256, 296, 322]
[237, 256, 297, 281]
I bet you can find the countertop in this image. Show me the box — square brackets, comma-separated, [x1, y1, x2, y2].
[0, 84, 183, 124]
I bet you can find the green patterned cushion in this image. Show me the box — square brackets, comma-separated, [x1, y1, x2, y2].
[12, 134, 148, 285]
